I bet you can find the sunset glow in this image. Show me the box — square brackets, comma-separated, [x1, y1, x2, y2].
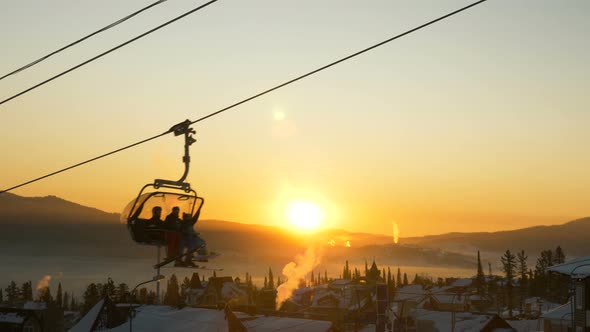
[285, 200, 325, 231]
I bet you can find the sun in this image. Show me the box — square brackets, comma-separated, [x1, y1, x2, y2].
[285, 200, 325, 231]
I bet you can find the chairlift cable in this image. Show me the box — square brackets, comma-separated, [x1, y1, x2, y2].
[187, 0, 488, 127]
[0, 0, 489, 194]
[0, 0, 169, 82]
[0, 0, 219, 106]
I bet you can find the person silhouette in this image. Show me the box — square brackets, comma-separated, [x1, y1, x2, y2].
[147, 206, 163, 227]
[164, 206, 183, 266]
[180, 212, 208, 265]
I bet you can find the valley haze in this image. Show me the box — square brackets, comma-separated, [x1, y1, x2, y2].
[1, 193, 587, 296]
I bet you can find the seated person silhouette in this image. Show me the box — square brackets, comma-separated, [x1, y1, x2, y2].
[164, 206, 183, 266]
[144, 206, 164, 243]
[180, 212, 209, 266]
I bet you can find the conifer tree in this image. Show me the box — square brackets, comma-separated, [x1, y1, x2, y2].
[39, 286, 52, 304]
[325, 271, 328, 283]
[534, 250, 553, 298]
[476, 251, 485, 296]
[345, 261, 351, 279]
[56, 282, 63, 307]
[101, 278, 116, 298]
[387, 267, 395, 297]
[139, 288, 148, 304]
[116, 283, 129, 303]
[382, 268, 386, 282]
[164, 274, 180, 306]
[264, 276, 268, 288]
[82, 283, 100, 314]
[310, 271, 315, 286]
[63, 292, 70, 310]
[277, 277, 282, 287]
[517, 250, 528, 313]
[553, 246, 567, 302]
[397, 268, 402, 288]
[268, 267, 275, 288]
[554, 246, 566, 265]
[190, 273, 202, 289]
[21, 281, 33, 301]
[5, 281, 19, 304]
[403, 273, 408, 286]
[70, 294, 76, 311]
[501, 250, 517, 318]
[365, 260, 369, 276]
[383, 266, 391, 285]
[412, 273, 419, 285]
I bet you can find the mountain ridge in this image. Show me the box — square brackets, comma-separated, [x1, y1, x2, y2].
[2, 193, 588, 257]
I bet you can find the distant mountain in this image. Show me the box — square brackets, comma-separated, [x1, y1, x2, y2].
[0, 192, 119, 224]
[0, 193, 473, 269]
[401, 217, 590, 257]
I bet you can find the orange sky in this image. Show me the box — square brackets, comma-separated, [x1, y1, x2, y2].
[1, 0, 589, 236]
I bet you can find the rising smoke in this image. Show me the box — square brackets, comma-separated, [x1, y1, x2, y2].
[36, 275, 52, 291]
[276, 245, 323, 309]
[393, 221, 399, 244]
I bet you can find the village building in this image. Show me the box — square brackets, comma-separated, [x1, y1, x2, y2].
[412, 309, 514, 332]
[0, 308, 43, 332]
[548, 256, 590, 332]
[0, 301, 63, 332]
[185, 276, 249, 307]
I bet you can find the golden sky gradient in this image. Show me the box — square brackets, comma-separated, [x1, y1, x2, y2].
[1, 0, 589, 236]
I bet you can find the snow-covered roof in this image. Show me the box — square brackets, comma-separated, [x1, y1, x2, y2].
[429, 286, 451, 293]
[221, 282, 247, 300]
[394, 285, 427, 302]
[450, 278, 472, 288]
[108, 306, 227, 332]
[292, 287, 312, 296]
[413, 309, 500, 332]
[508, 319, 542, 331]
[240, 315, 331, 331]
[23, 301, 47, 310]
[0, 312, 25, 324]
[548, 256, 590, 278]
[541, 303, 572, 321]
[431, 293, 465, 305]
[68, 299, 105, 332]
[310, 291, 343, 308]
[330, 279, 352, 287]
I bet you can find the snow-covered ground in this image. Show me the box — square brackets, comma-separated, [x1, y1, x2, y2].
[108, 306, 228, 332]
[235, 312, 332, 331]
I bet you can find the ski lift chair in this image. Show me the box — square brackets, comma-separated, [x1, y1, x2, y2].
[120, 120, 204, 247]
[121, 185, 204, 246]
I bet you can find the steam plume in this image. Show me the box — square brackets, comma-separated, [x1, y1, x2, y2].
[276, 246, 323, 309]
[393, 221, 399, 244]
[36, 275, 52, 291]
